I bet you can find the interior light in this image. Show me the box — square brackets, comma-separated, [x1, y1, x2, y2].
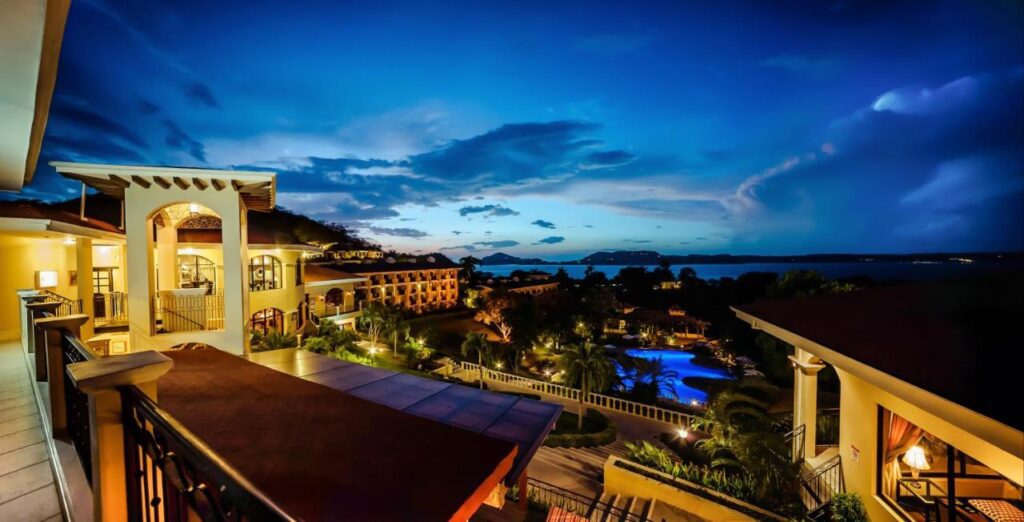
[902, 445, 930, 478]
[63, 237, 76, 245]
[189, 203, 200, 214]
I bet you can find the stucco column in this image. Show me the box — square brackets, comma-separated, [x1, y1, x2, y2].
[76, 237, 95, 339]
[67, 351, 173, 522]
[790, 347, 825, 461]
[155, 222, 177, 293]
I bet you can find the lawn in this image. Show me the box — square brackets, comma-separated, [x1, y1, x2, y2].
[549, 411, 605, 436]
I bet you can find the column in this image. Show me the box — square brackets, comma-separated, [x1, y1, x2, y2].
[790, 347, 825, 461]
[76, 237, 96, 339]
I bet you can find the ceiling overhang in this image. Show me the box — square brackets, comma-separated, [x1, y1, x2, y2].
[51, 162, 277, 211]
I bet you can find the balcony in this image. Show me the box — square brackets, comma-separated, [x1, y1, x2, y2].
[10, 298, 541, 521]
[93, 291, 128, 328]
[152, 291, 224, 333]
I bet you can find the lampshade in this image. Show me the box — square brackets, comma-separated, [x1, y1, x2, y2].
[903, 445, 930, 471]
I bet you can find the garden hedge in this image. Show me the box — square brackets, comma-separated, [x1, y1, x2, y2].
[544, 410, 617, 448]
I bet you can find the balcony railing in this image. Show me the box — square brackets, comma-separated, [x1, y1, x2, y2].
[153, 292, 225, 332]
[121, 386, 293, 521]
[94, 291, 128, 327]
[41, 289, 82, 316]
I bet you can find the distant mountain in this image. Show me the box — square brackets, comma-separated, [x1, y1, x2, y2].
[580, 250, 664, 265]
[480, 252, 550, 265]
[479, 249, 1024, 266]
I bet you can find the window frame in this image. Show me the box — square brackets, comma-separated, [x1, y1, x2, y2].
[249, 255, 283, 292]
[252, 307, 284, 334]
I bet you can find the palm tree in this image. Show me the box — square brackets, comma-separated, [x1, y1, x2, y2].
[636, 357, 680, 400]
[461, 332, 492, 390]
[359, 302, 387, 348]
[559, 343, 616, 431]
[382, 309, 407, 356]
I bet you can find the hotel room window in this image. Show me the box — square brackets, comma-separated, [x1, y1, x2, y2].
[249, 255, 282, 291]
[251, 307, 284, 334]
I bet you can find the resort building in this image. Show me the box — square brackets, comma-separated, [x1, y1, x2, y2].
[480, 277, 560, 297]
[327, 258, 460, 314]
[303, 263, 366, 329]
[733, 277, 1023, 520]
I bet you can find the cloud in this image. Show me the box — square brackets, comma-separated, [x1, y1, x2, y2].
[51, 99, 148, 148]
[624, 239, 652, 244]
[365, 226, 428, 238]
[459, 204, 520, 217]
[576, 33, 651, 55]
[44, 135, 145, 163]
[531, 219, 556, 229]
[452, 230, 463, 235]
[580, 150, 636, 170]
[137, 98, 159, 115]
[534, 236, 565, 245]
[440, 244, 476, 251]
[163, 120, 206, 162]
[474, 240, 520, 248]
[183, 81, 218, 108]
[759, 53, 839, 76]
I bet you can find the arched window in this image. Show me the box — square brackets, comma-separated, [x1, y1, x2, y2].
[177, 255, 217, 292]
[325, 288, 344, 307]
[249, 255, 282, 291]
[252, 307, 284, 334]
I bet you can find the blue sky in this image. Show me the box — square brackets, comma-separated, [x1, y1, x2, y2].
[21, 0, 1024, 259]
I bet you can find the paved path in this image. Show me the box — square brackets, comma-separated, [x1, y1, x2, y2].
[474, 374, 679, 498]
[0, 341, 63, 522]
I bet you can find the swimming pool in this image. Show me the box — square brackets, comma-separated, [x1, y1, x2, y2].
[619, 349, 730, 404]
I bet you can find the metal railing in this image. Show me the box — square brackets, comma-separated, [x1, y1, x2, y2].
[895, 477, 946, 522]
[153, 292, 224, 332]
[41, 289, 83, 317]
[799, 454, 844, 513]
[61, 329, 97, 484]
[120, 386, 295, 521]
[513, 478, 650, 522]
[785, 424, 806, 463]
[94, 291, 128, 327]
[449, 361, 698, 428]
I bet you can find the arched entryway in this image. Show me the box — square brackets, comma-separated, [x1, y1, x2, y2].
[252, 307, 284, 334]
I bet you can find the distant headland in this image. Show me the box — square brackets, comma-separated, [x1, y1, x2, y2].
[478, 250, 1024, 266]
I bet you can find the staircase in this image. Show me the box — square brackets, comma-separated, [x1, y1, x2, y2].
[799, 450, 844, 518]
[531, 434, 675, 495]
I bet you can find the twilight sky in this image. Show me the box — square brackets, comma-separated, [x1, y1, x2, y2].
[20, 0, 1024, 259]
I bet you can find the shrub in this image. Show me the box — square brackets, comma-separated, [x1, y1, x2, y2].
[623, 440, 759, 504]
[303, 336, 332, 355]
[544, 411, 616, 448]
[830, 493, 868, 522]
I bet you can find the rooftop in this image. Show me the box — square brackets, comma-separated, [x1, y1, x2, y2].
[304, 263, 365, 284]
[735, 273, 1024, 431]
[0, 199, 123, 236]
[159, 347, 524, 521]
[334, 259, 460, 274]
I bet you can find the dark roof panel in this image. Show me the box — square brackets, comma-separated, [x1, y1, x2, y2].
[737, 274, 1024, 430]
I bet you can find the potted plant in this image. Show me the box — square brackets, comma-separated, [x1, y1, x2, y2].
[830, 492, 868, 522]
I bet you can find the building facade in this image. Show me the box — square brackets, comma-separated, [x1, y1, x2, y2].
[331, 259, 460, 314]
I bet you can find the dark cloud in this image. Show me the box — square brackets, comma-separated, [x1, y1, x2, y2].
[580, 150, 636, 170]
[452, 230, 463, 235]
[51, 99, 148, 148]
[183, 81, 218, 108]
[137, 98, 159, 114]
[531, 219, 556, 229]
[440, 244, 476, 251]
[624, 239, 652, 244]
[163, 120, 206, 162]
[534, 236, 565, 245]
[365, 226, 428, 238]
[474, 240, 520, 248]
[459, 204, 519, 217]
[44, 135, 145, 163]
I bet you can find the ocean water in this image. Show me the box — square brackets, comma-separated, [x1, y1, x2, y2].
[481, 260, 1022, 281]
[618, 349, 730, 404]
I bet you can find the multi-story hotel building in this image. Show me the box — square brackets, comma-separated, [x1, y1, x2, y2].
[327, 258, 461, 314]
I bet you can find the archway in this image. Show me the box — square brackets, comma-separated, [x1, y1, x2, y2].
[251, 307, 284, 334]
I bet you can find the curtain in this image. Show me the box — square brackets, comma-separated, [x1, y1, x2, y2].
[882, 411, 925, 498]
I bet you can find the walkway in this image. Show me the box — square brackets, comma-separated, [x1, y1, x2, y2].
[475, 376, 678, 498]
[0, 341, 62, 522]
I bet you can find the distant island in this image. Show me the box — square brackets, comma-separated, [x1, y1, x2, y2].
[479, 250, 1024, 266]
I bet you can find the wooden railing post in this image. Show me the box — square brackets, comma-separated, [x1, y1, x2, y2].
[26, 301, 62, 380]
[34, 314, 89, 435]
[68, 351, 173, 522]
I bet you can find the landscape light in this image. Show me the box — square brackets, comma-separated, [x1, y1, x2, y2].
[677, 428, 688, 439]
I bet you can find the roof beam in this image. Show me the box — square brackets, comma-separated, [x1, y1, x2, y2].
[130, 175, 151, 188]
[192, 177, 208, 190]
[152, 176, 171, 189]
[211, 179, 226, 191]
[172, 177, 191, 190]
[107, 174, 131, 188]
[231, 180, 245, 191]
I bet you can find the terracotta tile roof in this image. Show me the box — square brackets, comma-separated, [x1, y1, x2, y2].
[0, 200, 123, 234]
[304, 264, 363, 283]
[736, 273, 1024, 430]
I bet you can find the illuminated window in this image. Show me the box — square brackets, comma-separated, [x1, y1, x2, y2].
[251, 307, 284, 334]
[178, 255, 217, 292]
[249, 255, 282, 291]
